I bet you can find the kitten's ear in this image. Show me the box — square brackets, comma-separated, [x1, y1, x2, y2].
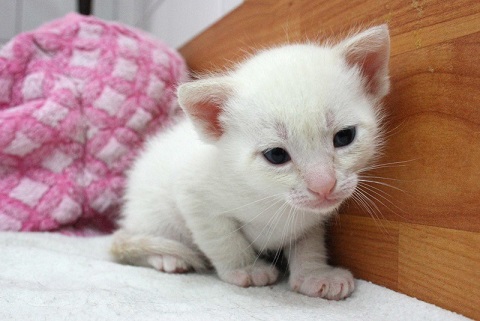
[335, 25, 390, 99]
[177, 77, 234, 142]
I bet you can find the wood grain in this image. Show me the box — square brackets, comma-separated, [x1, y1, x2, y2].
[327, 215, 399, 290]
[179, 0, 480, 319]
[398, 224, 480, 319]
[329, 215, 480, 320]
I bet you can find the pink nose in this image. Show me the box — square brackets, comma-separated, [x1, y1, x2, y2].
[306, 172, 337, 197]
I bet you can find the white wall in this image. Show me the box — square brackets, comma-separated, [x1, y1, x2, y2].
[0, 0, 75, 44]
[0, 0, 243, 48]
[144, 0, 243, 48]
[0, 1, 18, 44]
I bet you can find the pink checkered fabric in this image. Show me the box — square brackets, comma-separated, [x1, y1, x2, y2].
[0, 13, 187, 234]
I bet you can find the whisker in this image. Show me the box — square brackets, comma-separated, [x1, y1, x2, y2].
[359, 175, 408, 182]
[261, 203, 292, 265]
[280, 207, 294, 272]
[289, 207, 302, 268]
[358, 181, 401, 203]
[383, 119, 407, 140]
[357, 183, 408, 221]
[357, 182, 409, 215]
[250, 201, 289, 265]
[352, 190, 383, 221]
[359, 158, 419, 172]
[352, 190, 391, 236]
[357, 178, 410, 194]
[215, 192, 284, 216]
[222, 196, 285, 240]
[353, 190, 401, 242]
[270, 204, 295, 270]
[351, 192, 380, 223]
[350, 193, 382, 232]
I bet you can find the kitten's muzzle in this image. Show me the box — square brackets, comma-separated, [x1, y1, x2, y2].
[305, 172, 337, 199]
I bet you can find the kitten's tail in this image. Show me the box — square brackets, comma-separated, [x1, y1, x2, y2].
[110, 230, 208, 271]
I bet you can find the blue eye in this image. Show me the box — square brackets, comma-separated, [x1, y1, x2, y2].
[333, 126, 356, 148]
[263, 148, 291, 165]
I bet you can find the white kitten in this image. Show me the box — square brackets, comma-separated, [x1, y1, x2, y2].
[111, 25, 390, 300]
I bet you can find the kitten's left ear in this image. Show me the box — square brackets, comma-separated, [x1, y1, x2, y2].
[177, 77, 234, 142]
[336, 25, 390, 99]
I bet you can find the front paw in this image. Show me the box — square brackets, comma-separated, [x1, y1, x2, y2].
[289, 267, 355, 300]
[218, 261, 279, 288]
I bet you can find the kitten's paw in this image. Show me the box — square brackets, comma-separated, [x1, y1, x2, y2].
[147, 255, 190, 273]
[218, 262, 279, 287]
[289, 267, 355, 300]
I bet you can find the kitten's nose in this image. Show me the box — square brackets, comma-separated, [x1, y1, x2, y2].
[306, 172, 337, 198]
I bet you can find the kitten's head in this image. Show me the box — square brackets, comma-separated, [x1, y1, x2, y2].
[178, 25, 390, 215]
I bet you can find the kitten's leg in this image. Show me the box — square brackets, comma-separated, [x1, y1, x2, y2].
[186, 215, 279, 287]
[110, 230, 207, 273]
[285, 225, 355, 300]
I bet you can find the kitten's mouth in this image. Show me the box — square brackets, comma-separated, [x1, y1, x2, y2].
[290, 188, 354, 213]
[296, 197, 343, 212]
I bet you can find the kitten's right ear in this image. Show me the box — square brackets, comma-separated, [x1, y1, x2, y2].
[335, 25, 390, 100]
[177, 77, 234, 142]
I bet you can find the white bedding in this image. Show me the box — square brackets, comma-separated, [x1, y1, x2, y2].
[0, 232, 471, 321]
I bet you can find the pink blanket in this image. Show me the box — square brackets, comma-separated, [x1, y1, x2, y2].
[0, 13, 187, 234]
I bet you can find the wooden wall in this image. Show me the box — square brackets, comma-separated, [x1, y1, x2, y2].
[179, 1, 480, 319]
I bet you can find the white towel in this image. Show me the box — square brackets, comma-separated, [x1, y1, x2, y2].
[0, 232, 471, 321]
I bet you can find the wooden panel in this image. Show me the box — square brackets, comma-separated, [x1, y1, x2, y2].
[179, 0, 480, 319]
[327, 215, 399, 290]
[180, 0, 480, 71]
[398, 224, 480, 319]
[329, 215, 480, 320]
[349, 111, 480, 231]
[180, 0, 304, 73]
[348, 30, 480, 231]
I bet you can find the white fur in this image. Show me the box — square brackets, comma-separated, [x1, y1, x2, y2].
[111, 25, 390, 299]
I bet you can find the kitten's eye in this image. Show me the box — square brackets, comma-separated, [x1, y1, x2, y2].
[333, 126, 356, 148]
[263, 148, 291, 165]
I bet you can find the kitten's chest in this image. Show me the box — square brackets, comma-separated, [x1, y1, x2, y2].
[238, 205, 321, 251]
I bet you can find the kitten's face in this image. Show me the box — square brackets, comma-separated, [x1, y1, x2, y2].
[178, 26, 389, 216]
[222, 113, 379, 215]
[218, 45, 384, 215]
